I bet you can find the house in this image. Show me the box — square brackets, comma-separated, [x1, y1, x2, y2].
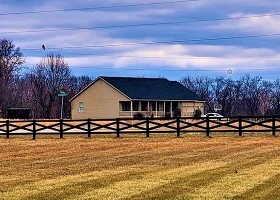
[70, 76, 204, 119]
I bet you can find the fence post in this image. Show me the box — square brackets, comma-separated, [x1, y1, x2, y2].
[6, 120, 9, 139]
[176, 117, 180, 137]
[60, 118, 63, 139]
[146, 117, 150, 137]
[32, 119, 36, 140]
[116, 118, 120, 138]
[206, 115, 210, 137]
[87, 118, 91, 138]
[238, 116, 242, 137]
[272, 115, 276, 136]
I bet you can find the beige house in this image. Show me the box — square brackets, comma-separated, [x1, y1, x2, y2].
[70, 76, 205, 119]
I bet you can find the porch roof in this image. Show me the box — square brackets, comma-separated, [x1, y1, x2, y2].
[101, 76, 202, 101]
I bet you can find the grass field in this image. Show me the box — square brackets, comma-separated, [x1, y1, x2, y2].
[1, 134, 280, 200]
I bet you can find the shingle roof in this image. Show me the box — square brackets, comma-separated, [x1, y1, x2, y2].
[101, 76, 202, 101]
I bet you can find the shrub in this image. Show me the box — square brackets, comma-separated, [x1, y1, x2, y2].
[174, 107, 181, 118]
[165, 112, 171, 119]
[194, 109, 202, 118]
[133, 112, 144, 119]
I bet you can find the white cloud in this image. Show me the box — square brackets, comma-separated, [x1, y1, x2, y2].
[2, 0, 280, 79]
[210, 13, 280, 34]
[25, 44, 280, 75]
[112, 45, 280, 70]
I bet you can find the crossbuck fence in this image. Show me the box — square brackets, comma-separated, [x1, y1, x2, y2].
[0, 116, 280, 139]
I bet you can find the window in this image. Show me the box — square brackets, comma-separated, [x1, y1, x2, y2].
[79, 102, 84, 113]
[120, 101, 131, 111]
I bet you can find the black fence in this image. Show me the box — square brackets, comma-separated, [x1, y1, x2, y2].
[0, 116, 280, 139]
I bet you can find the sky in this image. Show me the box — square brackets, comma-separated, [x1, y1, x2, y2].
[1, 0, 280, 81]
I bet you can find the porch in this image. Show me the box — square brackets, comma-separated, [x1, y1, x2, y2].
[119, 101, 179, 118]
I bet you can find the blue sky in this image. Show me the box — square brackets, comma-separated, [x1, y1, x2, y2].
[1, 0, 280, 80]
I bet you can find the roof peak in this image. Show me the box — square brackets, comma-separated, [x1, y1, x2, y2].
[99, 76, 168, 80]
[100, 76, 202, 101]
[71, 75, 203, 102]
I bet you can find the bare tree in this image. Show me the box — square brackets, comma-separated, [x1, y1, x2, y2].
[0, 39, 24, 81]
[270, 79, 280, 114]
[213, 77, 236, 116]
[258, 81, 273, 115]
[30, 53, 72, 118]
[0, 39, 25, 115]
[181, 76, 215, 113]
[233, 75, 264, 116]
[180, 74, 278, 116]
[68, 75, 92, 95]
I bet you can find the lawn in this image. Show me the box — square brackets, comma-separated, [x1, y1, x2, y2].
[0, 134, 280, 200]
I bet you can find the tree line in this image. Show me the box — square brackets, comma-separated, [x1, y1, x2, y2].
[0, 38, 92, 118]
[181, 75, 280, 116]
[1, 38, 279, 118]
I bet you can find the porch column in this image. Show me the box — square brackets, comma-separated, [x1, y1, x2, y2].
[131, 101, 133, 117]
[170, 102, 173, 117]
[163, 101, 166, 117]
[156, 101, 158, 117]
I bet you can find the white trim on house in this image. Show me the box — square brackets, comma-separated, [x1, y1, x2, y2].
[69, 77, 99, 102]
[70, 76, 132, 102]
[131, 99, 206, 102]
[99, 77, 132, 100]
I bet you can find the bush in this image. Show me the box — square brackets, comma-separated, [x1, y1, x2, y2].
[165, 112, 171, 119]
[194, 109, 202, 118]
[174, 107, 181, 118]
[133, 112, 144, 119]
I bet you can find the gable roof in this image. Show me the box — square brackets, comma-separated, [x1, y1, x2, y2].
[100, 76, 202, 101]
[70, 76, 203, 102]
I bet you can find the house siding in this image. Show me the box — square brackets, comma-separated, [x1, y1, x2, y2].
[71, 79, 130, 119]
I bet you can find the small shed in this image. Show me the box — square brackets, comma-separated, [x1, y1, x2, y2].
[7, 108, 31, 119]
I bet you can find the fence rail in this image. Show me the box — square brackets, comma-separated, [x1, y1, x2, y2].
[0, 115, 280, 139]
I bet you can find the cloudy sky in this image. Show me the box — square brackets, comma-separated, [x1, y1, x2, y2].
[1, 0, 280, 80]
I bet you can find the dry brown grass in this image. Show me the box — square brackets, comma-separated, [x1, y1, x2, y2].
[1, 134, 280, 199]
